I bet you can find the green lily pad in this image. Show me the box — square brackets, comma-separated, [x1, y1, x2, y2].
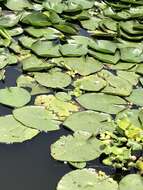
[63, 110, 115, 134]
[89, 50, 120, 64]
[5, 0, 32, 10]
[52, 56, 103, 76]
[89, 40, 117, 54]
[0, 115, 39, 143]
[34, 69, 71, 88]
[120, 47, 143, 63]
[31, 40, 61, 57]
[51, 131, 103, 162]
[22, 12, 51, 27]
[13, 106, 60, 132]
[16, 75, 50, 95]
[0, 87, 31, 108]
[98, 70, 133, 96]
[119, 174, 143, 190]
[21, 55, 53, 71]
[25, 27, 62, 39]
[126, 88, 143, 106]
[57, 169, 118, 190]
[77, 93, 126, 114]
[73, 74, 106, 92]
[60, 44, 88, 57]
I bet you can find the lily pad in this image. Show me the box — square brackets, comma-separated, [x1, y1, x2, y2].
[51, 131, 103, 162]
[21, 55, 53, 71]
[34, 70, 71, 88]
[31, 40, 61, 57]
[126, 88, 143, 106]
[63, 111, 115, 134]
[5, 0, 32, 10]
[119, 174, 143, 190]
[13, 106, 60, 132]
[0, 115, 39, 143]
[57, 169, 118, 190]
[77, 93, 126, 114]
[73, 74, 106, 92]
[60, 44, 88, 57]
[0, 87, 31, 108]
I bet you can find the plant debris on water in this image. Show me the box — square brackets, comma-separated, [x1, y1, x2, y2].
[0, 0, 143, 189]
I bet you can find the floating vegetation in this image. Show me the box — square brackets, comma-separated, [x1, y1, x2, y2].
[0, 0, 143, 189]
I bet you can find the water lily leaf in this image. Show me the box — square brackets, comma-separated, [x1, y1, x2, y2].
[136, 64, 143, 75]
[25, 27, 62, 39]
[22, 12, 51, 27]
[51, 131, 103, 162]
[89, 50, 120, 64]
[57, 169, 118, 190]
[35, 95, 79, 120]
[34, 69, 71, 88]
[19, 36, 36, 49]
[5, 0, 32, 10]
[77, 93, 126, 114]
[98, 70, 133, 96]
[120, 20, 143, 35]
[13, 106, 60, 132]
[120, 47, 143, 63]
[7, 27, 23, 36]
[21, 55, 53, 71]
[31, 40, 61, 57]
[69, 0, 94, 9]
[126, 88, 143, 106]
[54, 23, 78, 34]
[119, 174, 143, 190]
[0, 87, 31, 108]
[0, 115, 39, 144]
[73, 74, 106, 92]
[16, 75, 50, 95]
[63, 110, 115, 134]
[89, 40, 117, 54]
[53, 56, 103, 76]
[60, 44, 88, 57]
[0, 12, 21, 28]
[117, 70, 139, 86]
[107, 62, 136, 71]
[81, 17, 101, 31]
[100, 18, 117, 32]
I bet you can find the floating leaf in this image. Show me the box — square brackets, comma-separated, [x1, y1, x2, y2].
[5, 0, 32, 10]
[51, 131, 103, 162]
[73, 74, 106, 92]
[63, 111, 115, 134]
[119, 174, 143, 190]
[57, 169, 118, 190]
[53, 56, 103, 76]
[60, 44, 88, 57]
[77, 93, 126, 114]
[0, 115, 39, 143]
[13, 106, 60, 132]
[31, 40, 61, 57]
[21, 55, 53, 71]
[126, 88, 143, 106]
[34, 69, 71, 88]
[0, 87, 31, 108]
[22, 12, 51, 27]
